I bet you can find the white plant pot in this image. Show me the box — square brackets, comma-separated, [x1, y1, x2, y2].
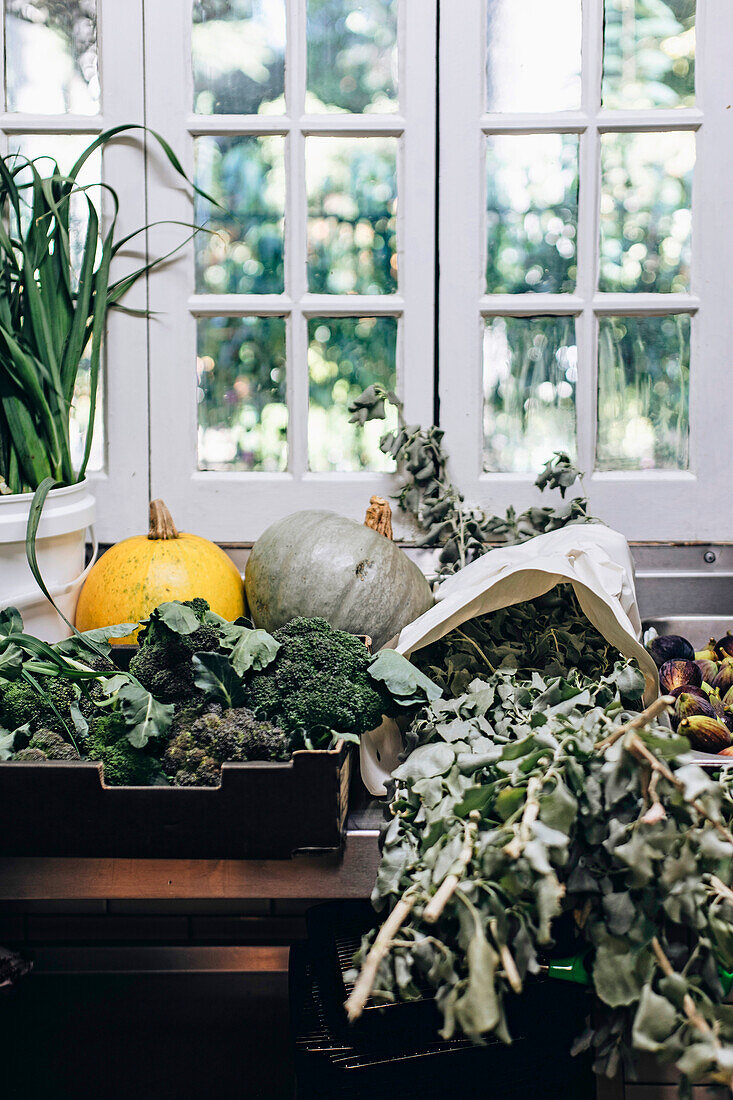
[0, 480, 97, 641]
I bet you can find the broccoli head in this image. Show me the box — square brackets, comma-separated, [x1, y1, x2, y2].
[246, 617, 386, 744]
[1, 676, 78, 735]
[162, 703, 290, 786]
[11, 729, 80, 762]
[87, 708, 162, 786]
[129, 598, 222, 703]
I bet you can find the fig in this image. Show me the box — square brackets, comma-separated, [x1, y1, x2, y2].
[678, 715, 732, 753]
[696, 639, 719, 662]
[717, 634, 733, 661]
[673, 690, 713, 726]
[659, 659, 702, 695]
[695, 659, 719, 686]
[703, 689, 733, 731]
[672, 692, 716, 731]
[712, 658, 733, 696]
[719, 746, 733, 758]
[648, 634, 695, 668]
[668, 684, 707, 701]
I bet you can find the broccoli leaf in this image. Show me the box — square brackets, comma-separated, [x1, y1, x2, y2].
[369, 649, 443, 707]
[69, 701, 89, 738]
[0, 641, 24, 682]
[0, 607, 23, 637]
[192, 652, 246, 708]
[0, 726, 15, 760]
[228, 629, 280, 676]
[56, 622, 138, 658]
[154, 602, 202, 635]
[116, 681, 174, 749]
[99, 673, 130, 697]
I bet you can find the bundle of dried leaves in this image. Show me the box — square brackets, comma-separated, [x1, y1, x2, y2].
[347, 667, 733, 1097]
[348, 384, 592, 577]
[411, 585, 629, 697]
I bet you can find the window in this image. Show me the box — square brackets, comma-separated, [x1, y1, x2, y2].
[440, 0, 732, 541]
[143, 0, 436, 540]
[7, 2, 732, 543]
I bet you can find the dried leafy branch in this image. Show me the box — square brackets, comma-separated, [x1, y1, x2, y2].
[348, 384, 592, 577]
[347, 666, 733, 1096]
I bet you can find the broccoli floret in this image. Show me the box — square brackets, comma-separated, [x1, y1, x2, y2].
[11, 729, 80, 762]
[90, 709, 128, 747]
[129, 598, 222, 703]
[87, 707, 162, 786]
[12, 747, 48, 762]
[162, 703, 290, 786]
[246, 617, 387, 745]
[0, 676, 77, 735]
[28, 729, 80, 760]
[88, 738, 162, 787]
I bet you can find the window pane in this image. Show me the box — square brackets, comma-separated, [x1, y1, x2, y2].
[197, 316, 287, 472]
[307, 0, 397, 113]
[603, 0, 695, 110]
[10, 135, 103, 473]
[306, 137, 397, 294]
[486, 134, 578, 294]
[192, 0, 286, 115]
[194, 135, 285, 294]
[599, 131, 694, 294]
[596, 314, 690, 471]
[5, 0, 99, 114]
[483, 316, 577, 473]
[308, 316, 397, 471]
[486, 0, 581, 112]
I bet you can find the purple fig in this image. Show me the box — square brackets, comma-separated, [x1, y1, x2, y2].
[712, 658, 733, 696]
[659, 659, 702, 695]
[668, 684, 707, 704]
[672, 692, 715, 731]
[678, 715, 732, 753]
[648, 634, 695, 668]
[695, 659, 719, 686]
[716, 634, 733, 661]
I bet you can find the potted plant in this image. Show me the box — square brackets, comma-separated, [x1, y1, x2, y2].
[0, 127, 200, 639]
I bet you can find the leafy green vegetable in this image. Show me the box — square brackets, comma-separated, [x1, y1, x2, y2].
[0, 727, 15, 760]
[220, 625, 280, 676]
[368, 648, 443, 707]
[192, 652, 246, 709]
[153, 602, 202, 636]
[349, 663, 733, 1096]
[411, 585, 633, 697]
[114, 681, 174, 749]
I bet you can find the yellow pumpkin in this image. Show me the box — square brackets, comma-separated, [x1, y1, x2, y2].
[75, 500, 245, 643]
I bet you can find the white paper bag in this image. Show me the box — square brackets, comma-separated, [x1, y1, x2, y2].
[360, 523, 658, 795]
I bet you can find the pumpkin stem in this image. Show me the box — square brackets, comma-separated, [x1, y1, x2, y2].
[148, 499, 179, 540]
[364, 496, 393, 540]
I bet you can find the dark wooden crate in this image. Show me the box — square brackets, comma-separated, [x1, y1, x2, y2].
[0, 745, 352, 860]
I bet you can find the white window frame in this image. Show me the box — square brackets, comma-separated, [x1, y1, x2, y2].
[0, 0, 152, 543]
[142, 0, 436, 542]
[439, 0, 733, 541]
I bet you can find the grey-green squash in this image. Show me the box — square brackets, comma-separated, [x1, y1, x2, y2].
[245, 498, 434, 651]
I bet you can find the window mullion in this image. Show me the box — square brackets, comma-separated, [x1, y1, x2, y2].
[575, 0, 604, 488]
[286, 0, 308, 479]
